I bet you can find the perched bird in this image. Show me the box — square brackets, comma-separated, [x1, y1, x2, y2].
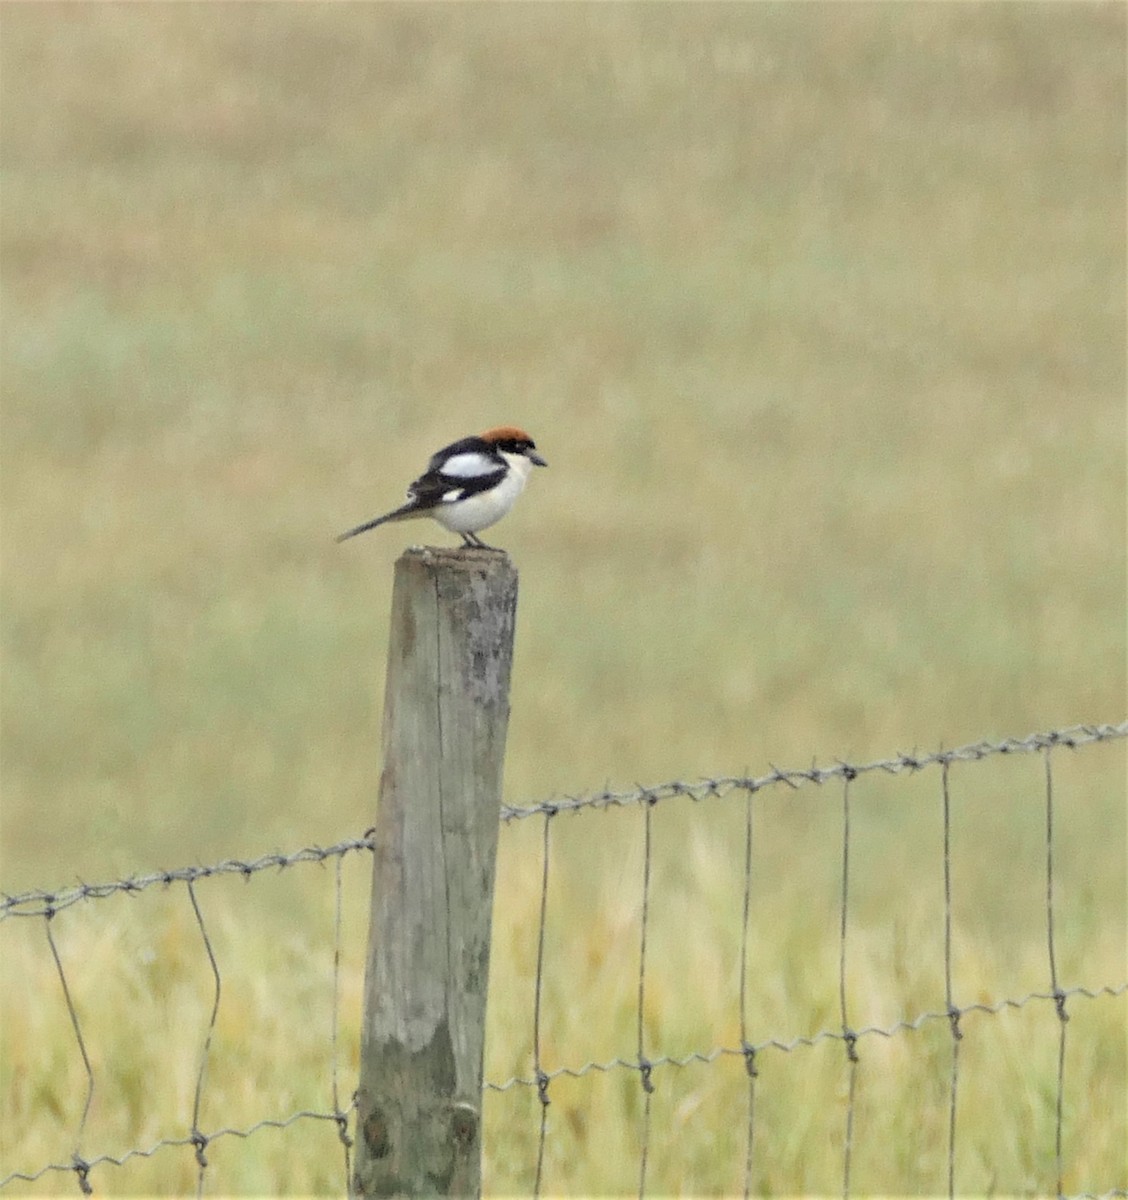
[337, 426, 547, 549]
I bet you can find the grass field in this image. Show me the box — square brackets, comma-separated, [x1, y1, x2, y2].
[1, 4, 1125, 1195]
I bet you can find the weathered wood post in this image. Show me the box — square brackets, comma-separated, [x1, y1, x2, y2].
[353, 546, 518, 1198]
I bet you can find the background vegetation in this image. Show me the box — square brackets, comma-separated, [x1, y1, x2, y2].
[1, 3, 1124, 1195]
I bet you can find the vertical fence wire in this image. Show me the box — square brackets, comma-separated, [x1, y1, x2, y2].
[941, 757, 962, 1200]
[738, 784, 757, 1200]
[1043, 747, 1068, 1198]
[187, 880, 220, 1198]
[330, 855, 354, 1192]
[838, 771, 859, 1200]
[44, 914, 94, 1195]
[532, 809, 554, 1198]
[635, 794, 656, 1199]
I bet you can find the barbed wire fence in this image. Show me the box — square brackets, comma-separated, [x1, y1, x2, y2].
[2, 721, 1126, 1197]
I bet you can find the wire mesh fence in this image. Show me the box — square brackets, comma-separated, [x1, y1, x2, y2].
[2, 722, 1126, 1196]
[2, 842, 366, 1196]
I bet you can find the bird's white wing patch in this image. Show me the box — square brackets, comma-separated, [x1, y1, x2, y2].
[440, 451, 497, 478]
[441, 488, 465, 503]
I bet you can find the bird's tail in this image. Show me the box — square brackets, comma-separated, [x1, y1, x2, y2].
[336, 501, 422, 543]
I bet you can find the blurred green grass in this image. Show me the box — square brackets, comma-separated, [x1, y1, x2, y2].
[1, 3, 1125, 1194]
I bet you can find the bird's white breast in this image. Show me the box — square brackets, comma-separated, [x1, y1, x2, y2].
[433, 452, 533, 534]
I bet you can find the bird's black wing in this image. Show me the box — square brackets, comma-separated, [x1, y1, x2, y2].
[425, 436, 488, 472]
[407, 438, 507, 505]
[407, 462, 507, 506]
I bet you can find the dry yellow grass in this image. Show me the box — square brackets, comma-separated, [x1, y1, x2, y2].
[2, 3, 1124, 1195]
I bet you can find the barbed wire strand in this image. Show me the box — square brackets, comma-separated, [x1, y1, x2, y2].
[44, 915, 94, 1195]
[330, 854, 354, 1192]
[1, 835, 376, 921]
[839, 771, 859, 1200]
[942, 757, 962, 1200]
[6, 725, 1125, 925]
[1045, 745, 1069, 1199]
[187, 879, 220, 1197]
[532, 809, 554, 1198]
[498, 722, 1128, 823]
[635, 792, 656, 1199]
[738, 782, 757, 1200]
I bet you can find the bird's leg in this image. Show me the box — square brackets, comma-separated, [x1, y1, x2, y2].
[461, 531, 496, 550]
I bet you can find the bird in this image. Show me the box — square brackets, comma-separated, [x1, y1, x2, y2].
[337, 426, 547, 549]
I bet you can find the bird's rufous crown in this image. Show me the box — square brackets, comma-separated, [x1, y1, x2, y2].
[479, 425, 535, 444]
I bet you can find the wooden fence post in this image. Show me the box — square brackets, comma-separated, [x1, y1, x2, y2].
[352, 547, 518, 1198]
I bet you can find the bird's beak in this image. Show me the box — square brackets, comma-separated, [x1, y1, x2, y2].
[527, 449, 548, 467]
